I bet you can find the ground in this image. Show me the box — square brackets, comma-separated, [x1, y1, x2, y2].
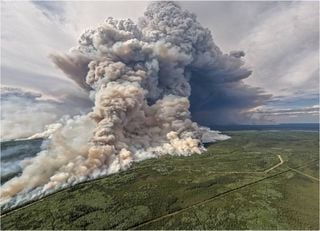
[1, 131, 319, 230]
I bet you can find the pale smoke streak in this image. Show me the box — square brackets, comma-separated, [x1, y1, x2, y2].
[0, 2, 242, 208]
[26, 123, 62, 140]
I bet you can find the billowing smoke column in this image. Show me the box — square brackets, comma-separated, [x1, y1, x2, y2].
[1, 2, 257, 207]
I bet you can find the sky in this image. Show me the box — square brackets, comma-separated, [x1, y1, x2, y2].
[1, 1, 319, 139]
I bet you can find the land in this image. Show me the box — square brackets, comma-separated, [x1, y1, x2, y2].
[1, 138, 43, 184]
[1, 131, 319, 230]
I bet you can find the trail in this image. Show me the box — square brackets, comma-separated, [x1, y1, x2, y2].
[175, 154, 285, 174]
[289, 167, 320, 182]
[264, 154, 284, 173]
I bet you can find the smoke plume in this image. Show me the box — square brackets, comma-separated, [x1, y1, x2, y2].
[1, 2, 264, 208]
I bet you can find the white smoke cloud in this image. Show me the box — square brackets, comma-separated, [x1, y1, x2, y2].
[1, 2, 266, 209]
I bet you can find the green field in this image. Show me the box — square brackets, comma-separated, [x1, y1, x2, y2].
[1, 131, 319, 230]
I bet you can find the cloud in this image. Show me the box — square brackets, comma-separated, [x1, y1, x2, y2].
[180, 1, 319, 97]
[250, 105, 319, 124]
[0, 87, 91, 140]
[238, 1, 319, 97]
[1, 1, 76, 77]
[253, 105, 319, 116]
[180, 1, 319, 123]
[268, 91, 319, 108]
[180, 1, 278, 52]
[184, 1, 319, 97]
[32, 1, 67, 22]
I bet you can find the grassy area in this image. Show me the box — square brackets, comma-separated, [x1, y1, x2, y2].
[1, 131, 319, 230]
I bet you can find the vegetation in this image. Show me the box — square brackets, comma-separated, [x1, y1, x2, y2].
[1, 131, 319, 230]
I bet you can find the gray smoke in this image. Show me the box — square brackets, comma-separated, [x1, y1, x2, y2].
[1, 2, 265, 208]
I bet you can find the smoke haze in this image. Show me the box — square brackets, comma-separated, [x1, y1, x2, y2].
[1, 2, 266, 209]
